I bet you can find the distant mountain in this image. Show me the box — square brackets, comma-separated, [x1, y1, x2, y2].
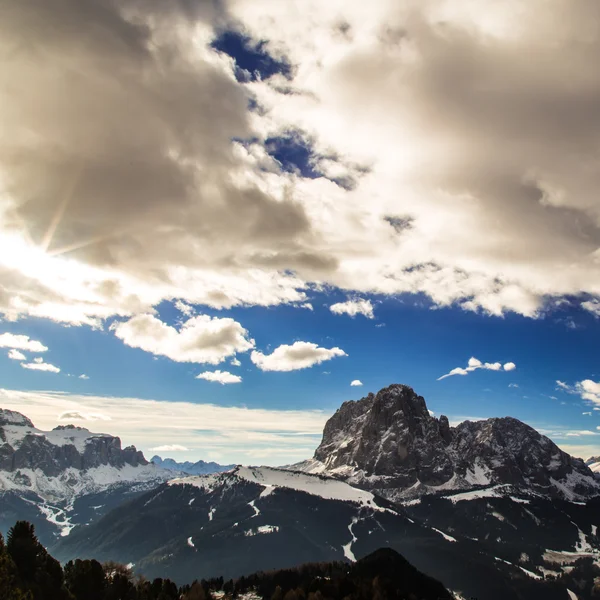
[52, 466, 570, 599]
[296, 383, 600, 502]
[585, 456, 600, 473]
[0, 408, 170, 544]
[151, 455, 235, 475]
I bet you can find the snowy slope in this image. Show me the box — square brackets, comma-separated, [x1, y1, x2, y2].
[169, 466, 386, 508]
[2, 422, 113, 453]
[585, 457, 600, 473]
[0, 463, 170, 502]
[0, 408, 170, 541]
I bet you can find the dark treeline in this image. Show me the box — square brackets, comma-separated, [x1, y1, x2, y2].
[0, 520, 452, 600]
[5, 519, 598, 600]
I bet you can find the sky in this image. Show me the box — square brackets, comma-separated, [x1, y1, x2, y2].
[1, 0, 600, 465]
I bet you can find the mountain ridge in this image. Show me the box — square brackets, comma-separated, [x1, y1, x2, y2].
[0, 407, 171, 542]
[296, 383, 600, 502]
[151, 455, 235, 475]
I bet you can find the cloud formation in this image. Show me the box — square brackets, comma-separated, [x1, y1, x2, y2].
[330, 299, 374, 319]
[1, 0, 600, 337]
[7, 349, 26, 361]
[111, 314, 254, 364]
[575, 380, 600, 406]
[0, 333, 47, 353]
[150, 445, 190, 453]
[196, 370, 242, 385]
[21, 358, 60, 373]
[251, 341, 347, 372]
[58, 410, 110, 421]
[350, 379, 363, 386]
[438, 357, 516, 380]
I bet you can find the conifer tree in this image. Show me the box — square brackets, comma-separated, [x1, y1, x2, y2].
[0, 533, 29, 600]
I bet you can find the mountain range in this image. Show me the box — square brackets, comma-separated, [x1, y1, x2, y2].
[296, 384, 600, 502]
[151, 455, 235, 475]
[0, 408, 171, 543]
[3, 383, 600, 599]
[51, 465, 573, 599]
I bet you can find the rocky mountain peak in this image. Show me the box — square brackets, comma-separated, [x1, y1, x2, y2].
[306, 384, 600, 502]
[53, 424, 89, 432]
[0, 409, 34, 428]
[0, 406, 149, 477]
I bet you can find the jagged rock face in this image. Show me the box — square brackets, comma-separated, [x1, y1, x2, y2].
[0, 408, 148, 477]
[452, 418, 598, 497]
[314, 385, 454, 488]
[308, 384, 600, 501]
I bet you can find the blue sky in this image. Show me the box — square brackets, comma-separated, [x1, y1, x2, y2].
[2, 1, 600, 464]
[2, 292, 600, 463]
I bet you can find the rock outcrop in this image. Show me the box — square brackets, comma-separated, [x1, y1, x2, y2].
[301, 384, 600, 501]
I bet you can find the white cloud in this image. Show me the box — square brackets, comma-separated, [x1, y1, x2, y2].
[582, 299, 600, 317]
[350, 379, 363, 386]
[508, 383, 519, 388]
[300, 303, 313, 311]
[566, 430, 599, 437]
[583, 412, 592, 416]
[230, 358, 241, 367]
[3, 0, 600, 337]
[0, 333, 47, 353]
[79, 374, 89, 380]
[438, 357, 516, 380]
[575, 379, 600, 406]
[111, 314, 255, 365]
[149, 444, 190, 452]
[174, 300, 195, 317]
[330, 299, 374, 319]
[21, 359, 60, 373]
[556, 380, 572, 391]
[7, 349, 26, 361]
[58, 410, 110, 421]
[0, 387, 330, 465]
[251, 341, 347, 372]
[196, 370, 242, 385]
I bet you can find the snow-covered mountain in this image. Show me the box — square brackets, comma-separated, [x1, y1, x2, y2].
[52, 465, 569, 600]
[296, 384, 600, 502]
[0, 407, 171, 542]
[585, 456, 600, 474]
[151, 455, 235, 475]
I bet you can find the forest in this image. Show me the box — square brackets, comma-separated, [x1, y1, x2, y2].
[2, 520, 600, 600]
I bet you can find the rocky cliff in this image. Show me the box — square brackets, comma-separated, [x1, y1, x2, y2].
[300, 384, 600, 502]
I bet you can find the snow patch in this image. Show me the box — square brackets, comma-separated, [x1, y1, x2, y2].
[187, 536, 195, 548]
[431, 527, 456, 542]
[0, 464, 169, 504]
[464, 461, 491, 486]
[236, 466, 384, 508]
[34, 500, 75, 537]
[244, 525, 279, 536]
[342, 517, 358, 561]
[444, 485, 530, 504]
